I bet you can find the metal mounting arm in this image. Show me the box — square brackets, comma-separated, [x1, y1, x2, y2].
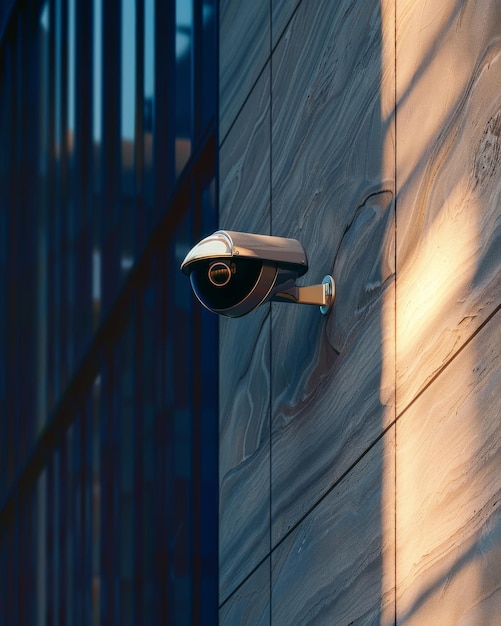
[272, 275, 335, 315]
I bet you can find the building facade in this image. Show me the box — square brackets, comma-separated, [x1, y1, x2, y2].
[219, 0, 501, 623]
[0, 0, 218, 624]
[2, 0, 501, 624]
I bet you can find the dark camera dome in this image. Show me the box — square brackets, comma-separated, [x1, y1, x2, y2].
[189, 258, 262, 310]
[189, 259, 278, 317]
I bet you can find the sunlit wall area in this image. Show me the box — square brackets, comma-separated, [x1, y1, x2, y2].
[0, 0, 218, 623]
[395, 0, 501, 622]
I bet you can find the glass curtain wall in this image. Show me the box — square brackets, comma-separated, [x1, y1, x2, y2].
[0, 0, 218, 623]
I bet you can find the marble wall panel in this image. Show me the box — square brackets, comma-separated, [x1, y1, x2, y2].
[219, 311, 271, 603]
[219, 68, 271, 602]
[396, 312, 501, 624]
[219, 0, 270, 142]
[272, 0, 395, 250]
[272, 432, 395, 625]
[219, 0, 501, 619]
[270, 0, 395, 545]
[271, 0, 300, 49]
[271, 274, 395, 544]
[396, 0, 501, 412]
[219, 558, 270, 626]
[220, 67, 271, 232]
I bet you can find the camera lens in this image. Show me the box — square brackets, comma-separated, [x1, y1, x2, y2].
[190, 258, 265, 312]
[208, 261, 232, 287]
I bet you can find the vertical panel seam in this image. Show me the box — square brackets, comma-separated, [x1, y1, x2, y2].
[269, 1, 273, 623]
[393, 0, 398, 623]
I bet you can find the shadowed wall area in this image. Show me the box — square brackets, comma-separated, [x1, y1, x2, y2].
[218, 0, 501, 624]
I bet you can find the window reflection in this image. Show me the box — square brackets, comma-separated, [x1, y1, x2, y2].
[176, 0, 192, 59]
[0, 0, 218, 622]
[93, 0, 102, 142]
[68, 0, 75, 144]
[176, 0, 193, 174]
[121, 0, 136, 142]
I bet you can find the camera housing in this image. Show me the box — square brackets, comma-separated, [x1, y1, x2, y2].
[181, 230, 334, 318]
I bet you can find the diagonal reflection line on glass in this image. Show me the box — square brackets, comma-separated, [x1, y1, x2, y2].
[0, 126, 215, 530]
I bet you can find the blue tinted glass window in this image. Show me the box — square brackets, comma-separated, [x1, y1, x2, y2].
[0, 0, 218, 622]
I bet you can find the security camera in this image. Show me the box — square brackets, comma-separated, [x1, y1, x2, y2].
[180, 230, 335, 318]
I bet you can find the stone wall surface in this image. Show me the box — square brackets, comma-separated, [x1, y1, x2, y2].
[219, 0, 501, 623]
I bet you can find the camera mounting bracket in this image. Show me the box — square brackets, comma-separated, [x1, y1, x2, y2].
[272, 275, 335, 315]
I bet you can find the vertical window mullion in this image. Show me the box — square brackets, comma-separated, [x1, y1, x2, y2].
[153, 0, 175, 217]
[191, 177, 203, 626]
[82, 396, 93, 626]
[58, 0, 69, 401]
[58, 438, 68, 624]
[47, 0, 57, 419]
[101, 0, 122, 314]
[99, 358, 117, 625]
[46, 456, 58, 626]
[134, 0, 145, 251]
[133, 294, 145, 625]
[71, 415, 85, 626]
[74, 0, 94, 362]
[65, 0, 75, 379]
[191, 0, 202, 141]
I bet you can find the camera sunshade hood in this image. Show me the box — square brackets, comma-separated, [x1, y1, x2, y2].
[180, 230, 309, 276]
